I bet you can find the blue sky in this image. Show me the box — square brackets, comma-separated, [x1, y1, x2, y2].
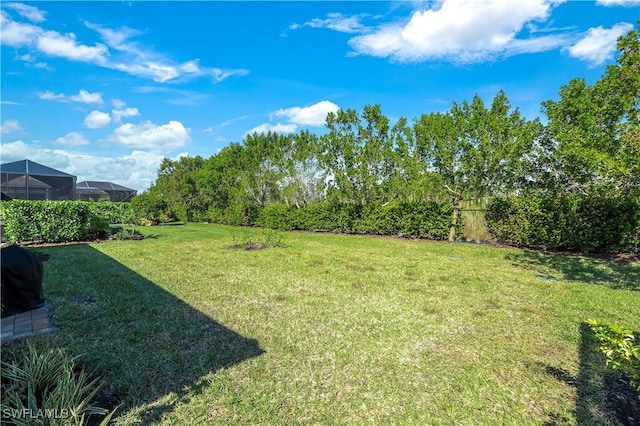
[1, 0, 638, 193]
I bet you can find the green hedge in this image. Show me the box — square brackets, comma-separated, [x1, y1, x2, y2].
[486, 196, 640, 253]
[214, 201, 456, 240]
[86, 201, 132, 224]
[2, 200, 92, 243]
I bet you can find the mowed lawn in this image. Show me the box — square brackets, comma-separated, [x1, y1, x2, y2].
[6, 223, 639, 425]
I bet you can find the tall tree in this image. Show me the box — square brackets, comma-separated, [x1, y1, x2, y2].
[320, 105, 400, 205]
[415, 90, 542, 241]
[149, 155, 206, 220]
[280, 130, 324, 207]
[542, 21, 639, 195]
[240, 131, 289, 205]
[196, 143, 247, 208]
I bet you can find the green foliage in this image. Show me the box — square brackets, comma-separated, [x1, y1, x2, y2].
[542, 22, 640, 195]
[220, 204, 262, 227]
[256, 204, 296, 230]
[88, 214, 110, 239]
[86, 201, 132, 225]
[586, 319, 640, 391]
[2, 200, 91, 243]
[486, 195, 640, 252]
[113, 227, 144, 241]
[1, 341, 115, 426]
[130, 192, 167, 223]
[218, 201, 455, 240]
[414, 90, 543, 241]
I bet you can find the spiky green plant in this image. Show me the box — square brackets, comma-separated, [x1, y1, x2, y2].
[1, 341, 116, 426]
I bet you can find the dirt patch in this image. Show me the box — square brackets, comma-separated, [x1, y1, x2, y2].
[602, 373, 640, 426]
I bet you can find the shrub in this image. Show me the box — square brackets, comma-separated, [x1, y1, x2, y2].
[256, 204, 295, 230]
[113, 228, 144, 240]
[88, 214, 110, 240]
[210, 201, 455, 240]
[86, 201, 132, 225]
[222, 204, 262, 227]
[298, 203, 336, 231]
[394, 202, 454, 240]
[1, 341, 115, 425]
[586, 319, 640, 391]
[486, 195, 640, 253]
[130, 192, 167, 223]
[2, 200, 91, 243]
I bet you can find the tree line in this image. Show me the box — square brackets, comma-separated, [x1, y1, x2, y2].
[138, 23, 639, 242]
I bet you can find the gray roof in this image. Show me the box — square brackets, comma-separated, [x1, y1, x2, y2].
[76, 181, 135, 192]
[0, 159, 75, 177]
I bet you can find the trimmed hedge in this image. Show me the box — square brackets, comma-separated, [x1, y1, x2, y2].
[486, 195, 640, 253]
[2, 200, 92, 243]
[211, 201, 457, 240]
[86, 201, 132, 224]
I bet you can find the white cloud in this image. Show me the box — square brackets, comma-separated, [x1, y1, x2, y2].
[0, 11, 108, 63]
[290, 13, 371, 33]
[37, 89, 104, 104]
[0, 140, 168, 192]
[84, 111, 112, 129]
[596, 0, 640, 6]
[3, 3, 46, 23]
[567, 23, 633, 66]
[246, 101, 340, 136]
[85, 21, 249, 84]
[0, 10, 246, 85]
[0, 10, 42, 46]
[1, 119, 23, 135]
[70, 89, 104, 104]
[112, 99, 126, 109]
[54, 132, 90, 147]
[110, 120, 191, 150]
[211, 68, 250, 83]
[272, 101, 339, 126]
[245, 123, 298, 136]
[346, 0, 565, 63]
[37, 30, 108, 63]
[111, 61, 179, 83]
[180, 59, 201, 73]
[112, 107, 140, 122]
[37, 90, 64, 101]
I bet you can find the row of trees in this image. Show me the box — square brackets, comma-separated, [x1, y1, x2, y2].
[140, 23, 639, 241]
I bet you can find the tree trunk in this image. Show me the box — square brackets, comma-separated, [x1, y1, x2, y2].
[448, 196, 461, 242]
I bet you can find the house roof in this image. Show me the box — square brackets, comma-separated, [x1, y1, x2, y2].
[76, 181, 135, 192]
[0, 159, 75, 178]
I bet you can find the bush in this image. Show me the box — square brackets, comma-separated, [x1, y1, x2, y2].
[209, 201, 455, 240]
[130, 192, 167, 223]
[486, 195, 640, 253]
[256, 204, 295, 230]
[2, 200, 92, 243]
[86, 201, 132, 225]
[587, 319, 640, 391]
[222, 204, 262, 227]
[88, 214, 110, 239]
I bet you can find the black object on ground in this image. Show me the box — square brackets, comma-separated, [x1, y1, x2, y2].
[1, 244, 45, 317]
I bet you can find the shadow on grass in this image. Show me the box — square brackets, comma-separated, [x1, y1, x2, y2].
[542, 323, 639, 426]
[9, 244, 265, 424]
[505, 250, 640, 291]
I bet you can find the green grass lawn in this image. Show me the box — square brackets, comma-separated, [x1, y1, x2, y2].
[3, 223, 639, 425]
